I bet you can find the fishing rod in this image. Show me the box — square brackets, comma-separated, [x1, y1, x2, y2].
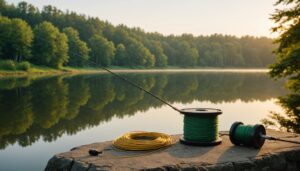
[100, 66, 181, 112]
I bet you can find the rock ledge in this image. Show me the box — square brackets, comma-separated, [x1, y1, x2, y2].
[45, 130, 300, 171]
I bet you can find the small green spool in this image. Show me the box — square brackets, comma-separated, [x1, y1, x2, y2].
[180, 108, 222, 146]
[229, 122, 266, 149]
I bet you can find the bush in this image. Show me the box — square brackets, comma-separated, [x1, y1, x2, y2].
[0, 60, 16, 71]
[17, 61, 31, 71]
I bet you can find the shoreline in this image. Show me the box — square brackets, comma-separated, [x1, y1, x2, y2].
[0, 67, 270, 78]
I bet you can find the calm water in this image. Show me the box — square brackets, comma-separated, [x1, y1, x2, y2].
[0, 71, 285, 171]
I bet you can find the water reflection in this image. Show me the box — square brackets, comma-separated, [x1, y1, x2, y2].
[0, 73, 285, 149]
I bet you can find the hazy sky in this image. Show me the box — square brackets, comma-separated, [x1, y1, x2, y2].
[6, 0, 277, 37]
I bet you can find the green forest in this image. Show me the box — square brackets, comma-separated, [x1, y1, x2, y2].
[0, 0, 276, 70]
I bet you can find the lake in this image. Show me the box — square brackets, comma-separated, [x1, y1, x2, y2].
[0, 70, 286, 171]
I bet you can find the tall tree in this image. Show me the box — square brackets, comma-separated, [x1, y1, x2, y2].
[16, 1, 42, 25]
[88, 35, 115, 66]
[0, 16, 33, 61]
[10, 18, 33, 62]
[0, 0, 6, 15]
[32, 21, 68, 68]
[114, 44, 127, 66]
[127, 39, 155, 67]
[177, 41, 198, 67]
[223, 42, 244, 67]
[0, 16, 11, 59]
[202, 42, 224, 67]
[270, 0, 300, 80]
[148, 41, 168, 67]
[63, 27, 90, 66]
[263, 0, 300, 133]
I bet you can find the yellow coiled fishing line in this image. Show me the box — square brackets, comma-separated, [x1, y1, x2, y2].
[112, 131, 173, 151]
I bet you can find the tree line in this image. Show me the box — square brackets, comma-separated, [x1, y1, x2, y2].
[0, 0, 276, 68]
[0, 73, 285, 149]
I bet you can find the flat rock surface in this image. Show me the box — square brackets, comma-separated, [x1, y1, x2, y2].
[46, 130, 300, 170]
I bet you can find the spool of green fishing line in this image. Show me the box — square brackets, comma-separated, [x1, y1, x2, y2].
[229, 122, 266, 149]
[183, 116, 219, 142]
[180, 108, 222, 146]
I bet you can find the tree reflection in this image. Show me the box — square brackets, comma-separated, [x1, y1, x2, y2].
[0, 72, 285, 149]
[65, 76, 90, 120]
[31, 77, 69, 129]
[0, 83, 33, 149]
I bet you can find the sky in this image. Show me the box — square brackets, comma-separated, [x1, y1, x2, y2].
[6, 0, 278, 37]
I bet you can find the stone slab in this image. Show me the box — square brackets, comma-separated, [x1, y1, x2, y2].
[45, 130, 300, 171]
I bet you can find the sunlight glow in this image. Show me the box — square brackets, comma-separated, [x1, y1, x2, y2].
[6, 0, 277, 37]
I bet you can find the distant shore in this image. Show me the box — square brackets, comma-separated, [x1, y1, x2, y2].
[0, 66, 269, 78]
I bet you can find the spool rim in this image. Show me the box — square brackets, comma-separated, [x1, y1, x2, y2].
[180, 136, 222, 146]
[180, 108, 222, 116]
[229, 122, 243, 146]
[252, 124, 266, 149]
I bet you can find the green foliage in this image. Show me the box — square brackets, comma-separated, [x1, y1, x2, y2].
[0, 16, 33, 61]
[10, 18, 33, 61]
[0, 60, 31, 71]
[0, 0, 276, 68]
[51, 32, 69, 68]
[16, 61, 31, 71]
[114, 44, 127, 66]
[270, 44, 300, 78]
[0, 0, 5, 7]
[16, 1, 42, 25]
[270, 0, 300, 78]
[88, 35, 115, 66]
[63, 27, 90, 66]
[223, 42, 244, 67]
[0, 60, 16, 70]
[177, 41, 198, 67]
[202, 42, 224, 66]
[127, 39, 155, 67]
[262, 0, 300, 133]
[148, 41, 168, 67]
[0, 16, 11, 59]
[262, 93, 300, 133]
[32, 21, 69, 68]
[269, 0, 300, 94]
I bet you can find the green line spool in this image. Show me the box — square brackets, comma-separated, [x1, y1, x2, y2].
[229, 122, 266, 149]
[180, 108, 222, 146]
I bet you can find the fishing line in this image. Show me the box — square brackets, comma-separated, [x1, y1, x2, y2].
[183, 115, 219, 142]
[180, 108, 222, 146]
